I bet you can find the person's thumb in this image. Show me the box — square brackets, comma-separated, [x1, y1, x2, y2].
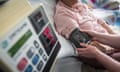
[80, 43, 88, 47]
[80, 30, 93, 36]
[80, 29, 89, 33]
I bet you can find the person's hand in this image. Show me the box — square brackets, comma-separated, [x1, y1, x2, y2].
[77, 43, 102, 58]
[80, 30, 109, 44]
[80, 30, 98, 40]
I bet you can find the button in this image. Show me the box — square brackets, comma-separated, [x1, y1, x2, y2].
[32, 54, 39, 65]
[43, 27, 50, 36]
[49, 39, 56, 48]
[27, 47, 34, 59]
[47, 33, 53, 40]
[33, 70, 37, 72]
[25, 65, 33, 72]
[46, 37, 50, 43]
[39, 48, 43, 55]
[51, 39, 56, 46]
[33, 40, 39, 48]
[42, 54, 47, 61]
[37, 61, 44, 71]
[17, 58, 27, 71]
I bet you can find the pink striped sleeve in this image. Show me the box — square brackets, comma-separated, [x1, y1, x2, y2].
[54, 13, 79, 39]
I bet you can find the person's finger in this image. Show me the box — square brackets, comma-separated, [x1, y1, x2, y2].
[77, 51, 85, 54]
[80, 29, 89, 33]
[78, 54, 86, 57]
[78, 51, 89, 57]
[92, 37, 97, 40]
[77, 50, 86, 55]
[80, 43, 88, 47]
[76, 48, 86, 52]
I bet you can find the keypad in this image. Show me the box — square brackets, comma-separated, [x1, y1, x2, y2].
[17, 26, 57, 72]
[39, 26, 57, 55]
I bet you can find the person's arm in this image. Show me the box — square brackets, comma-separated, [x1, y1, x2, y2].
[97, 18, 116, 34]
[54, 11, 79, 39]
[95, 49, 120, 72]
[94, 33, 120, 49]
[81, 30, 120, 49]
[77, 43, 120, 72]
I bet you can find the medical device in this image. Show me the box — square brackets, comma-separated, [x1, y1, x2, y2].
[69, 28, 91, 48]
[0, 0, 61, 72]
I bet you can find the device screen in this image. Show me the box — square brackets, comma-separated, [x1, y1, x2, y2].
[8, 30, 32, 57]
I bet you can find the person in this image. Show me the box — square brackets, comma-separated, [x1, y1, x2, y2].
[77, 30, 120, 72]
[54, 0, 120, 69]
[54, 0, 116, 53]
[54, 0, 115, 39]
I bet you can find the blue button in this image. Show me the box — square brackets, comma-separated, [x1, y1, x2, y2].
[25, 65, 33, 72]
[32, 54, 39, 65]
[1, 40, 8, 49]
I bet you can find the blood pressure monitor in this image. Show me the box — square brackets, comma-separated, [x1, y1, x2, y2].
[69, 28, 91, 48]
[0, 1, 61, 72]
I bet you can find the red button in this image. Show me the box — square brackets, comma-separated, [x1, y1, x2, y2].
[17, 58, 28, 71]
[43, 27, 50, 36]
[47, 33, 53, 40]
[51, 39, 56, 46]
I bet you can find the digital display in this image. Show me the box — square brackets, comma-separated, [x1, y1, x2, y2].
[29, 7, 49, 34]
[29, 11, 45, 34]
[8, 30, 32, 57]
[34, 12, 42, 22]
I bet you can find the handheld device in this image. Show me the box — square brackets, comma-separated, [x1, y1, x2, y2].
[69, 28, 91, 48]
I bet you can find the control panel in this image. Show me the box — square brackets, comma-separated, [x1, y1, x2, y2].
[0, 5, 61, 72]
